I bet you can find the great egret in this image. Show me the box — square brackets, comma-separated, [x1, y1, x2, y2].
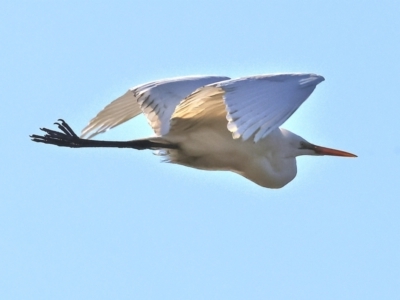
[31, 74, 356, 188]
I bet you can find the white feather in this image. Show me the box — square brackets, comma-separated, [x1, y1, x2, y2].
[81, 75, 230, 138]
[171, 73, 324, 142]
[217, 74, 325, 142]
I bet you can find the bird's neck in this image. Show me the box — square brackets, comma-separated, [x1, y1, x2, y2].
[239, 156, 297, 189]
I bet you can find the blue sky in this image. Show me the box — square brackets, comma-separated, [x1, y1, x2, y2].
[1, 1, 399, 299]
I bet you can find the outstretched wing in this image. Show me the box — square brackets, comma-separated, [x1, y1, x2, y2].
[81, 75, 230, 139]
[171, 73, 324, 142]
[81, 90, 141, 139]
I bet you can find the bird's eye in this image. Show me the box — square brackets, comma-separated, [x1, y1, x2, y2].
[299, 142, 316, 151]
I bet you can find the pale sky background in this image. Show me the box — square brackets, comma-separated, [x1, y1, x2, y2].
[1, 1, 400, 299]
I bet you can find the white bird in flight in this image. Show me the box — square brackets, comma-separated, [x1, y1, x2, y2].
[31, 73, 356, 188]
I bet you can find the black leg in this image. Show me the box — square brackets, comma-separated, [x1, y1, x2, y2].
[30, 119, 177, 150]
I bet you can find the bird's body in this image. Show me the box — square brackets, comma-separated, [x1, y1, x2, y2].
[164, 126, 300, 188]
[32, 73, 356, 188]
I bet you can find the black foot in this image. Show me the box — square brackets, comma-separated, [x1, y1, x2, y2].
[30, 119, 82, 147]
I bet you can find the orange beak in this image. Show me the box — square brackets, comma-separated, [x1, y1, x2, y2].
[313, 145, 357, 157]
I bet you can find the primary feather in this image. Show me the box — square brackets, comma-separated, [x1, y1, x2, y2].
[81, 75, 229, 138]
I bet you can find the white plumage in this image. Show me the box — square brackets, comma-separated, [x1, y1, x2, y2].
[81, 76, 230, 138]
[77, 73, 355, 188]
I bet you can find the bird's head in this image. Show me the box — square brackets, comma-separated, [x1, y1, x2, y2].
[281, 129, 357, 158]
